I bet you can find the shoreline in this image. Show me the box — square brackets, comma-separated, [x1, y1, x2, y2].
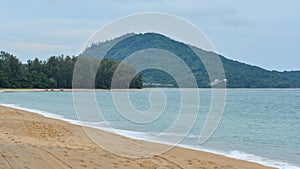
[0, 105, 276, 169]
[0, 88, 149, 93]
[1, 88, 300, 94]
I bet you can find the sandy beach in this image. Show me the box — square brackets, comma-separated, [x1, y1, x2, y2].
[0, 105, 275, 169]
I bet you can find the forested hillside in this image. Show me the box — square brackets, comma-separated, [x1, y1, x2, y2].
[82, 33, 300, 88]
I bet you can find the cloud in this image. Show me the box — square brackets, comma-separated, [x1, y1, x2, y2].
[2, 41, 73, 61]
[50, 28, 97, 41]
[1, 0, 299, 70]
[7, 42, 69, 54]
[102, 0, 251, 27]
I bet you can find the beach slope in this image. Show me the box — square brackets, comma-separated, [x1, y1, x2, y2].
[0, 106, 274, 169]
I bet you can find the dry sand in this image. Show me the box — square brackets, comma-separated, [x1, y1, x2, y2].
[0, 105, 275, 169]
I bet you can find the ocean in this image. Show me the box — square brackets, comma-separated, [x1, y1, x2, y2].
[0, 88, 299, 169]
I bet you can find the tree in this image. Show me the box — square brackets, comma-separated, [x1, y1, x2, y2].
[48, 78, 57, 88]
[0, 71, 10, 87]
[0, 51, 26, 88]
[0, 51, 143, 89]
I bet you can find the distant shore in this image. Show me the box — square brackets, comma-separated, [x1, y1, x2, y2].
[0, 105, 274, 169]
[0, 88, 146, 92]
[1, 88, 300, 93]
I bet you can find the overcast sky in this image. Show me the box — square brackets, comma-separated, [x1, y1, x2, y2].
[1, 0, 299, 71]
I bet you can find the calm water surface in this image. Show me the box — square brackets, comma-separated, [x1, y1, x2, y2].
[0, 89, 299, 169]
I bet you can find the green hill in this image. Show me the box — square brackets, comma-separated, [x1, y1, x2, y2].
[82, 33, 300, 88]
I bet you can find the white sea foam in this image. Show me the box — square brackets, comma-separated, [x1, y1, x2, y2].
[0, 103, 66, 121]
[112, 128, 155, 139]
[1, 103, 299, 169]
[178, 144, 300, 169]
[0, 103, 154, 139]
[227, 150, 299, 169]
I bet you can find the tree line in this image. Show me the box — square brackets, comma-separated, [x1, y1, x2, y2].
[0, 51, 143, 89]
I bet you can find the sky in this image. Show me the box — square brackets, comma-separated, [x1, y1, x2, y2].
[0, 0, 299, 71]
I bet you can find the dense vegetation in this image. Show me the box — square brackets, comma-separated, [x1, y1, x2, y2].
[0, 51, 143, 89]
[83, 33, 300, 88]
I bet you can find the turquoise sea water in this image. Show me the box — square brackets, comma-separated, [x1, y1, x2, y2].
[0, 89, 299, 169]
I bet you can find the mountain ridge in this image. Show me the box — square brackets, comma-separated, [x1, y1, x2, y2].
[81, 32, 300, 88]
